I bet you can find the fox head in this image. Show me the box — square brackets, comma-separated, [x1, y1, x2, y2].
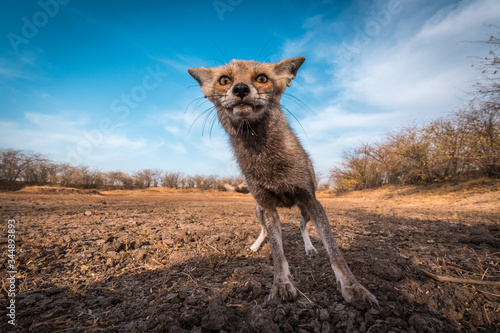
[188, 57, 305, 125]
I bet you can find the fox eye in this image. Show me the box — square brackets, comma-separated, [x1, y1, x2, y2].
[255, 74, 268, 83]
[219, 75, 231, 85]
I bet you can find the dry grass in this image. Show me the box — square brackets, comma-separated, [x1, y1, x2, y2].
[317, 178, 500, 221]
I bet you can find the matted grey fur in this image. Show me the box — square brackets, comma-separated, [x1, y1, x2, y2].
[188, 57, 378, 308]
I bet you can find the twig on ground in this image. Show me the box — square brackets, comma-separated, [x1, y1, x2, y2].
[421, 269, 500, 286]
[29, 316, 72, 332]
[205, 242, 221, 253]
[445, 262, 500, 278]
[295, 286, 314, 304]
[181, 271, 212, 290]
[477, 289, 500, 298]
[141, 272, 168, 333]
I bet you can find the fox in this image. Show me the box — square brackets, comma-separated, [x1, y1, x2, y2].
[188, 57, 378, 308]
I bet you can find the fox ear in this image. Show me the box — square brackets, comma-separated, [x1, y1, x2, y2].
[274, 56, 305, 87]
[188, 67, 214, 97]
[188, 67, 212, 86]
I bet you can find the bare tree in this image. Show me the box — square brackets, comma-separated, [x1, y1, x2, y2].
[20, 154, 53, 185]
[150, 169, 163, 187]
[0, 149, 31, 182]
[203, 174, 218, 190]
[133, 170, 150, 188]
[106, 171, 135, 188]
[163, 171, 183, 188]
[79, 166, 104, 189]
[58, 164, 80, 187]
[183, 175, 196, 188]
[460, 107, 499, 177]
[191, 174, 205, 189]
[467, 25, 500, 177]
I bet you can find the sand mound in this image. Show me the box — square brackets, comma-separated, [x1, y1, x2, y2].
[16, 186, 103, 195]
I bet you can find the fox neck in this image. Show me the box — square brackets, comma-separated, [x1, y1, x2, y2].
[217, 103, 289, 152]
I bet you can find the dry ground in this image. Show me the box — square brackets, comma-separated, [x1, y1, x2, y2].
[0, 180, 499, 332]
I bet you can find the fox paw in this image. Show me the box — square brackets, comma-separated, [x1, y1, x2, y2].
[305, 246, 318, 256]
[341, 283, 378, 310]
[248, 245, 260, 252]
[268, 281, 297, 302]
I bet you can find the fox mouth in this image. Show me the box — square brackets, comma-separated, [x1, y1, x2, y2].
[232, 103, 253, 114]
[228, 102, 265, 121]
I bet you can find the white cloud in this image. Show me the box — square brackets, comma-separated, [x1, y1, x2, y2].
[25, 111, 88, 129]
[0, 50, 41, 80]
[157, 109, 200, 135]
[101, 134, 146, 149]
[301, 105, 399, 137]
[281, 31, 315, 60]
[0, 66, 32, 80]
[303, 130, 384, 173]
[337, 0, 500, 117]
[296, 105, 401, 173]
[0, 112, 148, 167]
[166, 126, 180, 135]
[0, 118, 82, 151]
[167, 142, 187, 154]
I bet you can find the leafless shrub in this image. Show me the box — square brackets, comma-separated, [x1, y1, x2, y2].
[104, 171, 135, 188]
[163, 171, 183, 188]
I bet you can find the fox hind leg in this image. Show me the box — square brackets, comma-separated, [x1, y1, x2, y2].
[298, 204, 318, 256]
[249, 204, 267, 252]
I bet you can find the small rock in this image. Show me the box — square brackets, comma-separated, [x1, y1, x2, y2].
[409, 313, 445, 332]
[321, 321, 332, 333]
[185, 296, 198, 306]
[179, 308, 201, 329]
[133, 249, 147, 261]
[54, 247, 65, 256]
[105, 258, 115, 267]
[166, 293, 180, 303]
[247, 306, 279, 333]
[373, 260, 404, 282]
[201, 296, 234, 331]
[319, 308, 330, 322]
[84, 210, 92, 216]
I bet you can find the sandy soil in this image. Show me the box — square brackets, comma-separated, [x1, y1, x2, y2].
[0, 181, 499, 332]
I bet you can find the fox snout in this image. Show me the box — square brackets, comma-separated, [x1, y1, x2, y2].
[232, 83, 250, 99]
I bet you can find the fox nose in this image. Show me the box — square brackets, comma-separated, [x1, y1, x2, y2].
[232, 83, 250, 99]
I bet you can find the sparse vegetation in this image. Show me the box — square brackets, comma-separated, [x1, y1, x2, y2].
[0, 148, 244, 191]
[330, 27, 499, 191]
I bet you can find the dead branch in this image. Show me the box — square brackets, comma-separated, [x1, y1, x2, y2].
[421, 269, 500, 286]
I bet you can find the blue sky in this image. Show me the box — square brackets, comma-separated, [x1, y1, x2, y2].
[1, 0, 499, 180]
